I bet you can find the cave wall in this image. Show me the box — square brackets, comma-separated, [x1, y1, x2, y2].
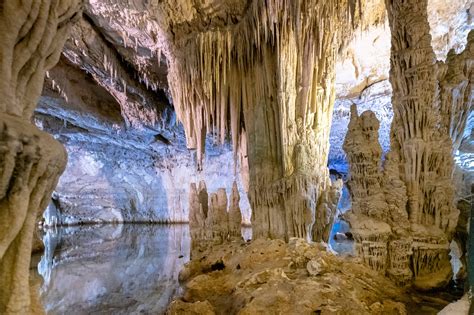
[41, 132, 251, 225]
[36, 91, 251, 226]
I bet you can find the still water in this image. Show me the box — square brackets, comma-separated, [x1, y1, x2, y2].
[32, 224, 190, 315]
[30, 185, 351, 315]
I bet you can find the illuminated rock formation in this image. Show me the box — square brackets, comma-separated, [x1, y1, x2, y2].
[167, 0, 385, 242]
[207, 189, 230, 243]
[198, 181, 210, 219]
[171, 238, 452, 314]
[344, 0, 473, 290]
[0, 1, 81, 313]
[30, 0, 469, 236]
[229, 182, 243, 240]
[189, 182, 243, 254]
[189, 183, 207, 251]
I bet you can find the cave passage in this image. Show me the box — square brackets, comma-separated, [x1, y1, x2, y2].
[0, 0, 472, 314]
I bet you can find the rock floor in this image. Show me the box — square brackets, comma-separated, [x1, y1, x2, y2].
[169, 238, 463, 315]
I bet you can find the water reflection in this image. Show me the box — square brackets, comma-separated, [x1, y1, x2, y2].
[241, 226, 252, 241]
[36, 224, 190, 315]
[329, 184, 355, 255]
[329, 219, 354, 254]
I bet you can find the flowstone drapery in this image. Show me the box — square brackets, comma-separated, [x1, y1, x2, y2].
[168, 0, 383, 242]
[0, 1, 81, 313]
[344, 0, 473, 290]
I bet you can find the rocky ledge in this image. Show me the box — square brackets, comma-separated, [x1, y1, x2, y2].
[167, 238, 457, 314]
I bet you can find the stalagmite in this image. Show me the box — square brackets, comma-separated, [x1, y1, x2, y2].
[0, 0, 82, 313]
[198, 180, 209, 218]
[189, 182, 243, 253]
[343, 105, 389, 221]
[189, 183, 206, 252]
[343, 0, 473, 290]
[313, 178, 343, 243]
[215, 189, 230, 241]
[206, 190, 229, 244]
[228, 182, 243, 240]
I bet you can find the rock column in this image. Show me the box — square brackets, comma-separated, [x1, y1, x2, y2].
[344, 0, 473, 289]
[167, 0, 379, 242]
[189, 182, 243, 253]
[0, 1, 81, 313]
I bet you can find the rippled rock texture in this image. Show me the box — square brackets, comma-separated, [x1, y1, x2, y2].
[35, 224, 190, 314]
[0, 1, 82, 313]
[169, 237, 459, 314]
[343, 0, 473, 290]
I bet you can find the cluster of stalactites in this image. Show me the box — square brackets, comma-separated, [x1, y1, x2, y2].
[189, 181, 243, 253]
[167, 0, 382, 170]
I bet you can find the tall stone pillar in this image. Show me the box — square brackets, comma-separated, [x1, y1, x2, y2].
[0, 1, 81, 313]
[344, 0, 473, 290]
[167, 0, 380, 242]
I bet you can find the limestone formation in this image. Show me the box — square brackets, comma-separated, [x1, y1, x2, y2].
[167, 0, 384, 242]
[206, 189, 230, 243]
[171, 238, 452, 314]
[343, 0, 473, 290]
[189, 183, 206, 250]
[60, 18, 168, 129]
[228, 182, 243, 240]
[313, 178, 344, 243]
[189, 181, 244, 254]
[0, 0, 82, 313]
[0, 0, 467, 312]
[198, 181, 209, 218]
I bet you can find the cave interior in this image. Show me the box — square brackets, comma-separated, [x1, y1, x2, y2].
[0, 0, 473, 314]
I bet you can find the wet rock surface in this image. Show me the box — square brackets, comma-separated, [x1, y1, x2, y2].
[169, 238, 460, 314]
[31, 224, 190, 315]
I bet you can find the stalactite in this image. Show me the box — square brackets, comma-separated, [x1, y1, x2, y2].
[167, 0, 382, 241]
[64, 18, 166, 129]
